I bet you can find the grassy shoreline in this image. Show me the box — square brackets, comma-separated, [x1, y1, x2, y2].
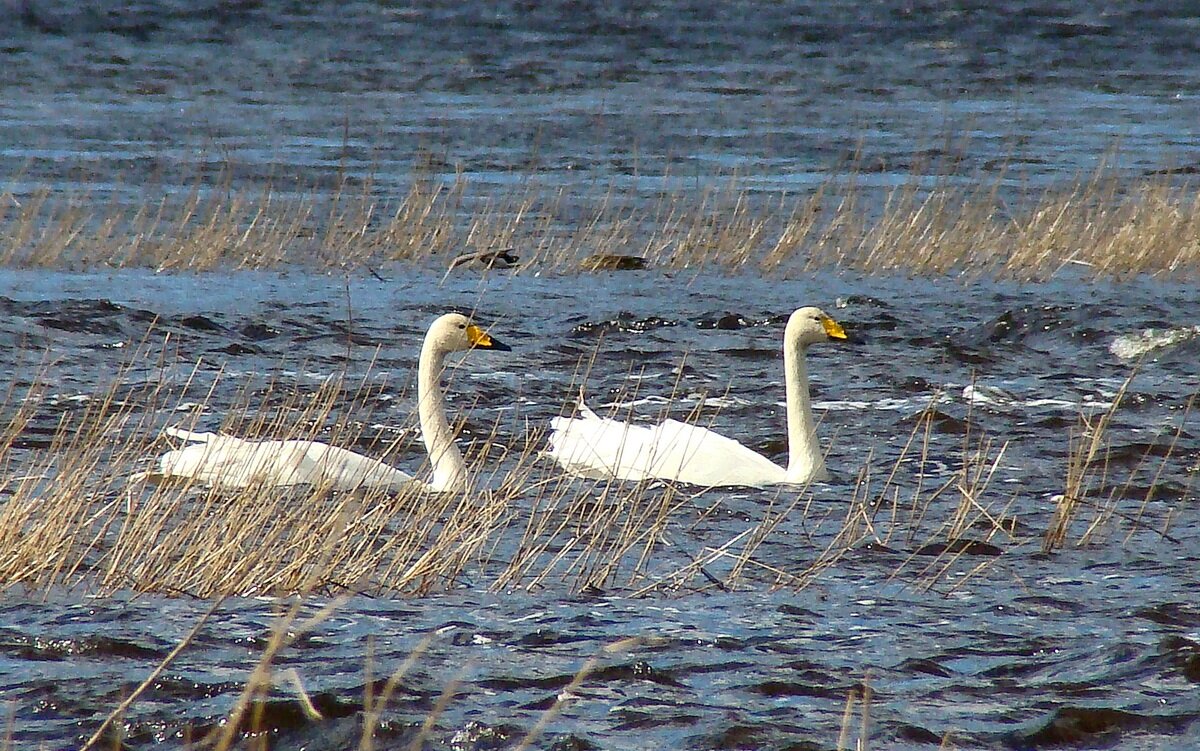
[2, 164, 1198, 279]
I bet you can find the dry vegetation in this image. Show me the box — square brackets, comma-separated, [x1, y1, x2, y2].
[1, 162, 1199, 279]
[0, 337, 1187, 602]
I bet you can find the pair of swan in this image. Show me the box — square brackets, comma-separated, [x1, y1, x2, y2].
[144, 307, 845, 492]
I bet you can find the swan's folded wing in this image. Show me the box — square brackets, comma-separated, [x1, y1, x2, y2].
[292, 442, 415, 491]
[154, 436, 293, 488]
[645, 419, 786, 487]
[547, 413, 663, 481]
[547, 412, 786, 487]
[152, 435, 414, 491]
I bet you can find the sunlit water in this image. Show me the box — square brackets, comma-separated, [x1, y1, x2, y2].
[2, 1, 1199, 215]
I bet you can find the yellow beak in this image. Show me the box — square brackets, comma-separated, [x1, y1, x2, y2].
[821, 316, 847, 340]
[466, 323, 512, 351]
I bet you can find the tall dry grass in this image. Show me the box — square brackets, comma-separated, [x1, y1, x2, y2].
[1043, 374, 1194, 554]
[2, 161, 1198, 279]
[0, 336, 1187, 602]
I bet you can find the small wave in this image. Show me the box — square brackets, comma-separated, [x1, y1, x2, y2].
[1007, 705, 1193, 748]
[596, 395, 674, 411]
[813, 396, 936, 412]
[961, 384, 1116, 412]
[596, 392, 753, 411]
[683, 393, 753, 408]
[1023, 397, 1081, 409]
[815, 399, 872, 411]
[954, 304, 1077, 347]
[962, 383, 1019, 407]
[1110, 326, 1200, 361]
[627, 370, 671, 382]
[571, 315, 678, 336]
[45, 393, 92, 406]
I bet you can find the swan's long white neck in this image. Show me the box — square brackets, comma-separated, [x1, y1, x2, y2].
[783, 337, 825, 482]
[418, 335, 467, 493]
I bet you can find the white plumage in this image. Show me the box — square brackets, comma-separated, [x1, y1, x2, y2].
[140, 313, 510, 493]
[150, 427, 416, 492]
[546, 306, 846, 488]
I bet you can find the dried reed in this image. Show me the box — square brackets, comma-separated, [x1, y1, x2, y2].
[2, 160, 1198, 279]
[1044, 371, 1190, 553]
[0, 329, 1191, 602]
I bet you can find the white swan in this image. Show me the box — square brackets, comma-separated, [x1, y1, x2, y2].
[141, 313, 511, 493]
[545, 306, 846, 487]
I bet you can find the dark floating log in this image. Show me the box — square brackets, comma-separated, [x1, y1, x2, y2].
[579, 254, 648, 271]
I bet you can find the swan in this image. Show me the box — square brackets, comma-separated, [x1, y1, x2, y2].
[140, 313, 511, 493]
[545, 306, 846, 488]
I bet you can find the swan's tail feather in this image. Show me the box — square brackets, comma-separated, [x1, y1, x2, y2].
[573, 386, 601, 421]
[144, 429, 422, 493]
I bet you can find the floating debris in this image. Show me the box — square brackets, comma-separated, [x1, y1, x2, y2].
[579, 254, 648, 272]
[447, 248, 521, 272]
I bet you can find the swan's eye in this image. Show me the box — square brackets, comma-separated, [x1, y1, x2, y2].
[457, 323, 467, 330]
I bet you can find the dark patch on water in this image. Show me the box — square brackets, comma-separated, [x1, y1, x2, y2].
[0, 631, 165, 661]
[1006, 706, 1194, 749]
[570, 314, 679, 336]
[1136, 603, 1200, 629]
[912, 539, 1005, 557]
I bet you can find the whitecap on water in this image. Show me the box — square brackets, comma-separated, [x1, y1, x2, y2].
[813, 399, 872, 411]
[961, 383, 1115, 412]
[1110, 326, 1200, 361]
[812, 396, 933, 412]
[627, 370, 670, 382]
[597, 395, 674, 410]
[1023, 397, 1081, 409]
[682, 393, 752, 408]
[962, 383, 1019, 407]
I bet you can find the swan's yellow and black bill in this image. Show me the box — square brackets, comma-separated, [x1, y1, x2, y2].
[820, 315, 847, 340]
[467, 324, 512, 351]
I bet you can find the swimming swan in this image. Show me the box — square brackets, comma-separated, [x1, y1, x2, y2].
[545, 306, 846, 487]
[141, 313, 511, 493]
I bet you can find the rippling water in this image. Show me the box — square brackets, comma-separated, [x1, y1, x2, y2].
[3, 0, 1199, 213]
[3, 1, 1200, 748]
[1, 268, 1198, 748]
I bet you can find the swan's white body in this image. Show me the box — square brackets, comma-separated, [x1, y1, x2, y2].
[546, 307, 846, 488]
[151, 427, 416, 491]
[144, 314, 509, 494]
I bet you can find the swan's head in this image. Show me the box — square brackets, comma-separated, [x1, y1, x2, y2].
[786, 306, 847, 347]
[427, 313, 512, 353]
